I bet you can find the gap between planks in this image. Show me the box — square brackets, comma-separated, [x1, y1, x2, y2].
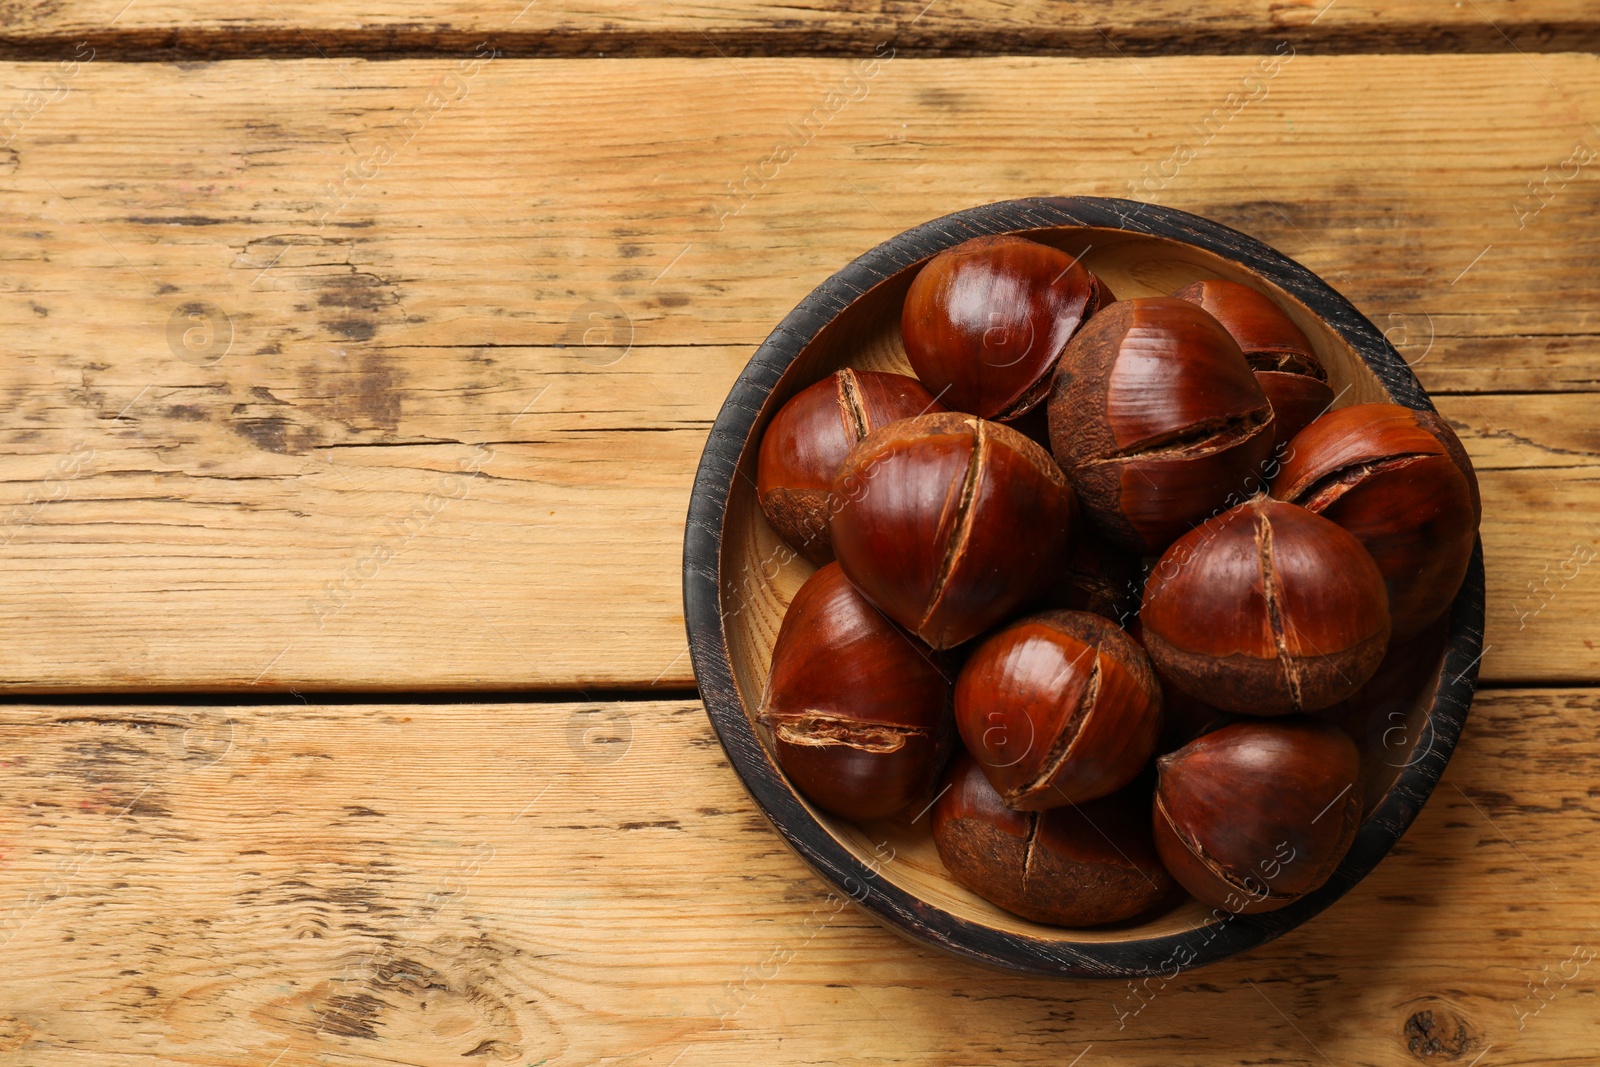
[2, 24, 1600, 62]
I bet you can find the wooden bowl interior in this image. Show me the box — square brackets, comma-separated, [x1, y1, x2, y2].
[720, 225, 1443, 944]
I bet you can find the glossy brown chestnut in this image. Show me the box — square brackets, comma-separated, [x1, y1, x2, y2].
[955, 610, 1162, 808]
[1050, 530, 1143, 624]
[756, 369, 944, 564]
[1171, 279, 1334, 454]
[1153, 717, 1361, 914]
[1271, 402, 1481, 643]
[902, 235, 1113, 422]
[1048, 297, 1276, 555]
[933, 753, 1174, 926]
[757, 562, 953, 821]
[1141, 497, 1391, 715]
[830, 412, 1077, 649]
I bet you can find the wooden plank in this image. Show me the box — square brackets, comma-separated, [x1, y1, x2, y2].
[0, 55, 1596, 689]
[5, 1, 1600, 58]
[0, 691, 1596, 1065]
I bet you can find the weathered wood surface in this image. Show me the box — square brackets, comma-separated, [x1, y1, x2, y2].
[5, 0, 1600, 57]
[0, 692, 1594, 1065]
[0, 54, 1595, 690]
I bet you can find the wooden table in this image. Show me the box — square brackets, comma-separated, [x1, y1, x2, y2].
[0, 4, 1597, 1064]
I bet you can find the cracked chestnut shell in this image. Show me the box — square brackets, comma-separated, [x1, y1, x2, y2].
[1153, 717, 1361, 914]
[1171, 279, 1334, 454]
[933, 752, 1174, 927]
[1048, 297, 1276, 555]
[757, 562, 952, 821]
[1141, 497, 1391, 715]
[955, 610, 1162, 809]
[830, 412, 1077, 649]
[1272, 402, 1481, 643]
[902, 235, 1113, 422]
[756, 369, 944, 564]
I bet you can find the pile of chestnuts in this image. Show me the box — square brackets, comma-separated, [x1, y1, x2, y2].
[754, 234, 1479, 928]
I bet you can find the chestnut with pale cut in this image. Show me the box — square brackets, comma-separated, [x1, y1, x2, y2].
[933, 753, 1173, 926]
[756, 369, 944, 564]
[1272, 402, 1481, 643]
[1153, 717, 1361, 914]
[954, 610, 1162, 809]
[1048, 297, 1276, 555]
[758, 563, 953, 821]
[902, 235, 1113, 422]
[1140, 497, 1391, 715]
[1171, 279, 1334, 453]
[830, 412, 1077, 649]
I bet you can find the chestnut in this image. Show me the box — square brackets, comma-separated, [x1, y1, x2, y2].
[1170, 279, 1334, 453]
[1153, 717, 1361, 914]
[830, 412, 1077, 649]
[902, 235, 1113, 422]
[1048, 297, 1276, 555]
[758, 562, 952, 821]
[1050, 530, 1143, 624]
[1140, 496, 1390, 715]
[1271, 402, 1481, 642]
[756, 369, 944, 564]
[954, 610, 1162, 808]
[933, 752, 1174, 926]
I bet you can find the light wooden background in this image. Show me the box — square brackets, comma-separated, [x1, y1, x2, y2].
[0, 3, 1597, 1065]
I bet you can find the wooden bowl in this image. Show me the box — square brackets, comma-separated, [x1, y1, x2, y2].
[683, 197, 1484, 978]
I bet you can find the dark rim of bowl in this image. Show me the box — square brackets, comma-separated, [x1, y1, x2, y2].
[682, 195, 1484, 978]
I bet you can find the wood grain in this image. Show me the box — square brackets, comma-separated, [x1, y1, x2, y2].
[0, 692, 1595, 1065]
[5, 1, 1600, 58]
[0, 54, 1595, 689]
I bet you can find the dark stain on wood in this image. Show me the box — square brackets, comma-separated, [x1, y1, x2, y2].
[301, 352, 404, 433]
[126, 215, 232, 227]
[916, 87, 973, 111]
[316, 272, 399, 313]
[324, 318, 376, 341]
[231, 414, 321, 454]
